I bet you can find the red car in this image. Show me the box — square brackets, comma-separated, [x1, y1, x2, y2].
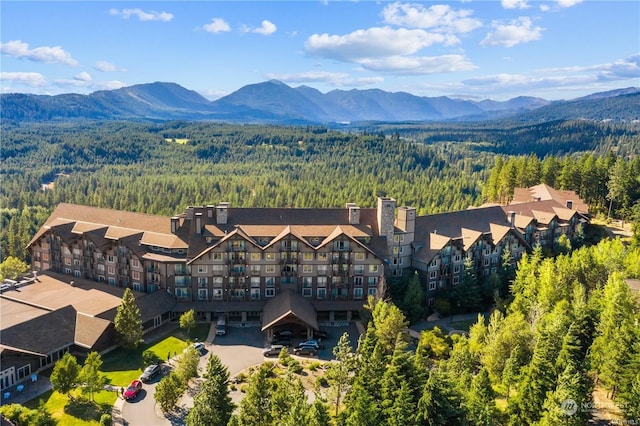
[123, 379, 142, 400]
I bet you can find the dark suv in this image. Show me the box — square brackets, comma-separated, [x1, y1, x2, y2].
[293, 345, 318, 356]
[140, 363, 161, 383]
[263, 345, 285, 357]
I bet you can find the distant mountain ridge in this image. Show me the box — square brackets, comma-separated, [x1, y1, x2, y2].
[1, 80, 638, 124]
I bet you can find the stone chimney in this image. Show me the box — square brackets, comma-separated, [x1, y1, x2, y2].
[396, 206, 416, 233]
[216, 202, 229, 225]
[566, 200, 573, 209]
[377, 197, 396, 250]
[346, 203, 360, 225]
[207, 205, 215, 218]
[507, 211, 516, 228]
[195, 213, 202, 234]
[171, 217, 180, 234]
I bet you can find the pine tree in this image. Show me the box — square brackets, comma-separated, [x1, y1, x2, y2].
[415, 367, 464, 425]
[466, 368, 499, 426]
[78, 351, 107, 402]
[114, 288, 143, 349]
[185, 355, 234, 426]
[237, 363, 274, 425]
[326, 332, 356, 417]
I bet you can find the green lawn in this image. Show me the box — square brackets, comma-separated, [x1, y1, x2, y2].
[26, 324, 210, 425]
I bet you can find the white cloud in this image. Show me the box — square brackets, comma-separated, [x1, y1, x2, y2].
[382, 3, 482, 33]
[265, 70, 384, 87]
[0, 72, 47, 87]
[306, 27, 451, 61]
[203, 18, 231, 33]
[481, 17, 543, 47]
[358, 54, 477, 74]
[501, 0, 530, 9]
[94, 61, 125, 72]
[553, 0, 583, 7]
[0, 40, 78, 66]
[253, 20, 277, 35]
[54, 77, 127, 91]
[74, 72, 92, 82]
[110, 8, 173, 22]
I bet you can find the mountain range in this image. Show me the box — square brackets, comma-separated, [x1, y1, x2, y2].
[1, 80, 638, 124]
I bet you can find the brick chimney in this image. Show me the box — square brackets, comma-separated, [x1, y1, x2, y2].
[346, 203, 360, 225]
[216, 202, 229, 225]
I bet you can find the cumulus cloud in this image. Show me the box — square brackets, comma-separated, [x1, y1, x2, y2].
[94, 61, 125, 72]
[203, 18, 231, 33]
[358, 54, 476, 74]
[0, 71, 47, 87]
[74, 72, 92, 82]
[501, 0, 530, 9]
[54, 77, 127, 91]
[110, 8, 173, 22]
[382, 3, 482, 33]
[253, 20, 277, 35]
[0, 40, 78, 66]
[306, 27, 452, 62]
[553, 0, 583, 7]
[265, 70, 384, 87]
[481, 17, 543, 47]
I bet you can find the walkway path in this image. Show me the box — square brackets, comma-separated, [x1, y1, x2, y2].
[410, 311, 489, 337]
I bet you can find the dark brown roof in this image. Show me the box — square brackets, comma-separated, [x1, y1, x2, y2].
[261, 291, 318, 331]
[512, 184, 588, 214]
[501, 199, 581, 224]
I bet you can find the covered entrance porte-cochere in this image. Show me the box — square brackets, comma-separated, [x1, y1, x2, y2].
[261, 290, 318, 340]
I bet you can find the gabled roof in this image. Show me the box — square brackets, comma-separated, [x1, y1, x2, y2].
[261, 291, 318, 332]
[512, 184, 588, 214]
[27, 203, 187, 250]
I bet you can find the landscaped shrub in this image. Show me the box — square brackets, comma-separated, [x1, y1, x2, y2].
[287, 359, 303, 374]
[307, 361, 322, 371]
[100, 413, 113, 426]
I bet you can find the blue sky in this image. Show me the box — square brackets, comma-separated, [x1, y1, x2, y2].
[1, 1, 638, 101]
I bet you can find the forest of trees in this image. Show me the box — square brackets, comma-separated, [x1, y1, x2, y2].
[2, 119, 639, 262]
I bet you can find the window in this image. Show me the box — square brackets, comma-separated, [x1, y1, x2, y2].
[393, 246, 399, 254]
[251, 265, 261, 274]
[354, 265, 364, 275]
[212, 253, 223, 261]
[131, 259, 140, 268]
[266, 265, 275, 273]
[251, 277, 261, 286]
[453, 276, 459, 285]
[73, 259, 80, 266]
[354, 288, 363, 299]
[198, 277, 208, 286]
[132, 282, 141, 291]
[108, 266, 116, 275]
[197, 265, 207, 273]
[250, 252, 261, 261]
[212, 288, 223, 300]
[317, 265, 328, 274]
[266, 288, 275, 297]
[317, 276, 327, 287]
[302, 288, 312, 297]
[198, 289, 208, 301]
[368, 264, 379, 273]
[231, 240, 245, 250]
[454, 254, 461, 262]
[303, 277, 313, 287]
[266, 277, 275, 287]
[108, 277, 116, 286]
[212, 277, 223, 286]
[368, 277, 378, 286]
[454, 265, 461, 274]
[64, 258, 72, 266]
[355, 252, 365, 261]
[303, 252, 314, 261]
[484, 258, 490, 266]
[303, 265, 313, 273]
[107, 255, 115, 263]
[430, 259, 438, 267]
[317, 253, 328, 261]
[265, 253, 276, 261]
[429, 270, 437, 279]
[334, 240, 349, 251]
[250, 288, 260, 300]
[367, 288, 377, 296]
[317, 288, 326, 299]
[212, 264, 223, 273]
[354, 276, 363, 286]
[132, 271, 140, 280]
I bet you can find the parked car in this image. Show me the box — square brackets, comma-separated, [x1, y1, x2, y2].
[193, 342, 205, 354]
[263, 345, 286, 357]
[275, 330, 293, 338]
[123, 379, 142, 400]
[140, 364, 161, 383]
[293, 346, 318, 356]
[298, 339, 323, 350]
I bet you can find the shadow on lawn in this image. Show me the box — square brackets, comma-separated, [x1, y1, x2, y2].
[63, 398, 112, 422]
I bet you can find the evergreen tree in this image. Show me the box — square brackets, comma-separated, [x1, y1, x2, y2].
[415, 367, 464, 425]
[538, 362, 593, 426]
[326, 332, 356, 417]
[466, 368, 499, 426]
[155, 372, 184, 414]
[114, 288, 143, 349]
[237, 363, 275, 426]
[0, 256, 29, 280]
[185, 355, 234, 426]
[306, 400, 331, 426]
[401, 272, 426, 324]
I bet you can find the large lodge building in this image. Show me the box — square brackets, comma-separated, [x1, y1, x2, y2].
[1, 184, 586, 391]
